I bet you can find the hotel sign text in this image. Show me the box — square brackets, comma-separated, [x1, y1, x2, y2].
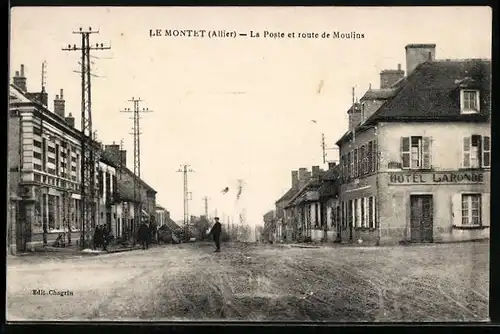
[389, 171, 484, 184]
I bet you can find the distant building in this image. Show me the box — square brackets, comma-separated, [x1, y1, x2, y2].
[336, 44, 491, 245]
[284, 163, 340, 242]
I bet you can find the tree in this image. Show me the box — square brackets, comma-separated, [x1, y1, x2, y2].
[193, 216, 211, 240]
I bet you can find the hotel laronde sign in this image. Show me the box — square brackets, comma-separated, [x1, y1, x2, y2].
[389, 171, 485, 185]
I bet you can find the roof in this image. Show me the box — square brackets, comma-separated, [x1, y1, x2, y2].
[337, 59, 491, 146]
[361, 88, 398, 100]
[156, 204, 165, 210]
[285, 178, 322, 208]
[102, 149, 157, 193]
[275, 187, 299, 204]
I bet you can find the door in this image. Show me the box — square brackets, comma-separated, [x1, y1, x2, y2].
[410, 195, 433, 243]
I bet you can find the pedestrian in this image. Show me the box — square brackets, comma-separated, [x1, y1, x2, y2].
[138, 221, 149, 250]
[93, 225, 100, 250]
[208, 217, 222, 253]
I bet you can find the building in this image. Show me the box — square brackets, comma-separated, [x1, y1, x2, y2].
[275, 167, 312, 241]
[155, 204, 167, 228]
[8, 65, 101, 253]
[284, 163, 340, 242]
[101, 146, 157, 240]
[336, 44, 491, 245]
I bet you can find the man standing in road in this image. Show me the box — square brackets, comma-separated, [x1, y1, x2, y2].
[208, 217, 222, 252]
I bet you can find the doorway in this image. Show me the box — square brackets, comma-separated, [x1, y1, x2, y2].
[410, 195, 433, 243]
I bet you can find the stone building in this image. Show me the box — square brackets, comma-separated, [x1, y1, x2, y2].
[8, 65, 101, 253]
[336, 44, 491, 245]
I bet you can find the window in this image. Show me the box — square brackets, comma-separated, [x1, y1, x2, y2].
[347, 200, 353, 228]
[33, 152, 42, 160]
[401, 136, 431, 169]
[461, 194, 481, 226]
[368, 197, 374, 228]
[348, 152, 353, 179]
[48, 157, 56, 164]
[461, 90, 480, 114]
[372, 140, 378, 172]
[354, 149, 358, 177]
[33, 163, 42, 171]
[48, 146, 56, 153]
[33, 127, 42, 136]
[360, 198, 365, 228]
[367, 142, 373, 174]
[42, 138, 47, 171]
[463, 135, 490, 168]
[353, 199, 359, 227]
[33, 140, 42, 148]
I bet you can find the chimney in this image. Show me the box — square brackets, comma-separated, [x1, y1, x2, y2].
[298, 168, 307, 181]
[312, 166, 320, 179]
[13, 64, 27, 92]
[65, 112, 75, 127]
[54, 89, 66, 118]
[328, 162, 337, 170]
[348, 103, 362, 131]
[291, 170, 298, 188]
[405, 44, 436, 76]
[380, 64, 405, 89]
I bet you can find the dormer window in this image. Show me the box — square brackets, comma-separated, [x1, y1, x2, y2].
[460, 89, 480, 114]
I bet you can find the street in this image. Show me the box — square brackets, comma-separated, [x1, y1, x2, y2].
[7, 241, 489, 322]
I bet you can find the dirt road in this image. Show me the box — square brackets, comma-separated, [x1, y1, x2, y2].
[6, 241, 489, 322]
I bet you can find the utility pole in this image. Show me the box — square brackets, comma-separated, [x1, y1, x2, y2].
[177, 164, 194, 241]
[321, 133, 339, 165]
[120, 98, 153, 243]
[62, 27, 110, 249]
[203, 196, 209, 218]
[119, 138, 124, 180]
[41, 61, 47, 99]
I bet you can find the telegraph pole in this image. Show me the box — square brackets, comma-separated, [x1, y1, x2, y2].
[203, 196, 209, 218]
[177, 164, 194, 241]
[120, 98, 153, 242]
[119, 138, 124, 180]
[321, 133, 339, 164]
[62, 27, 110, 249]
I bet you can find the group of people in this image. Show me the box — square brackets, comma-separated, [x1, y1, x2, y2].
[93, 224, 114, 251]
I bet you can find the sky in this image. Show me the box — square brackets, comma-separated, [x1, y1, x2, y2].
[9, 6, 492, 228]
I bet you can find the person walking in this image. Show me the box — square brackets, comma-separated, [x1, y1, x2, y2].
[138, 221, 149, 250]
[208, 217, 222, 252]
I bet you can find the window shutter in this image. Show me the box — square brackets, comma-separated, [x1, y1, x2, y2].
[451, 194, 462, 227]
[463, 137, 471, 168]
[482, 136, 491, 168]
[401, 137, 410, 168]
[482, 193, 490, 226]
[364, 197, 370, 227]
[422, 137, 432, 169]
[374, 140, 378, 172]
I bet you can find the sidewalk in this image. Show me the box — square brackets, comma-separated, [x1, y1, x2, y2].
[16, 243, 147, 256]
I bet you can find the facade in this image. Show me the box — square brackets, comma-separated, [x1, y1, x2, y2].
[155, 204, 167, 228]
[336, 44, 491, 245]
[8, 66, 102, 253]
[284, 164, 340, 242]
[101, 146, 157, 240]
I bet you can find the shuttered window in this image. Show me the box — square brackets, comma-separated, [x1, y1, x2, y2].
[463, 135, 490, 169]
[354, 149, 358, 177]
[483, 136, 491, 168]
[401, 136, 432, 169]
